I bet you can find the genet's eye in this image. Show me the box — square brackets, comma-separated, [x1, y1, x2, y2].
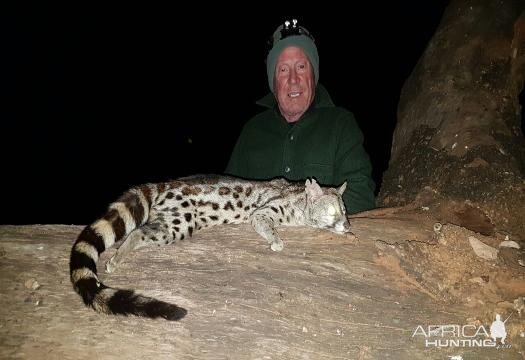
[321, 215, 334, 224]
[327, 205, 336, 216]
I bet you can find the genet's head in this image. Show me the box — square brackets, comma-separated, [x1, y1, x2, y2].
[303, 179, 351, 234]
[266, 20, 319, 123]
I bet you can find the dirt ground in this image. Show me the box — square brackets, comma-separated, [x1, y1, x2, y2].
[1, 208, 524, 359]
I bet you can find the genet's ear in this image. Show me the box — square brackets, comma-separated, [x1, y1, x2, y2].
[338, 182, 347, 196]
[305, 178, 324, 203]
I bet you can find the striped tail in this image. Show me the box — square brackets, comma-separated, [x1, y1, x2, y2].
[69, 187, 187, 321]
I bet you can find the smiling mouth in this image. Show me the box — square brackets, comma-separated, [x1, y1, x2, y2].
[288, 92, 301, 98]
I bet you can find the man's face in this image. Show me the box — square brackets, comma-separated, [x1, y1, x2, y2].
[274, 47, 315, 123]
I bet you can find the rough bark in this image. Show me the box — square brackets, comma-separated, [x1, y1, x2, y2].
[378, 0, 525, 238]
[1, 222, 524, 359]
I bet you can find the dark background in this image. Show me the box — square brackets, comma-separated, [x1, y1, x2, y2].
[3, 3, 453, 225]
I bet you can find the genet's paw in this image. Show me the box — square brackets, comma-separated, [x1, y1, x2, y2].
[271, 240, 284, 252]
[105, 256, 118, 273]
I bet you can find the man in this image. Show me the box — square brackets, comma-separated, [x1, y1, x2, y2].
[225, 20, 375, 214]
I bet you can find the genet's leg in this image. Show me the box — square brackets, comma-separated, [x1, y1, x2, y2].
[105, 225, 169, 273]
[250, 210, 284, 251]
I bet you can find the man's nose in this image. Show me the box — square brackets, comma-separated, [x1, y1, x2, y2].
[289, 69, 297, 84]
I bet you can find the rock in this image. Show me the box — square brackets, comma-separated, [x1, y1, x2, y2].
[464, 157, 489, 168]
[24, 279, 41, 290]
[514, 297, 525, 316]
[468, 236, 498, 261]
[469, 277, 485, 285]
[499, 240, 520, 249]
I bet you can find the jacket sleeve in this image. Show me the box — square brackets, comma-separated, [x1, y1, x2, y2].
[224, 125, 248, 177]
[335, 112, 376, 214]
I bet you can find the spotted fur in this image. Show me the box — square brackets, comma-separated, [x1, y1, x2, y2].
[69, 176, 350, 321]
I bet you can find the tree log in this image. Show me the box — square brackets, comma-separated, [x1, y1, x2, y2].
[379, 0, 525, 238]
[1, 222, 524, 359]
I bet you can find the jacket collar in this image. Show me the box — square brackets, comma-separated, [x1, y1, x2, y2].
[256, 83, 335, 109]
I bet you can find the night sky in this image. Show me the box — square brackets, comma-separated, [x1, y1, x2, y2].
[4, 3, 451, 225]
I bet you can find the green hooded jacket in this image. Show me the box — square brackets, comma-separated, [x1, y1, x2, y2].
[225, 84, 376, 214]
